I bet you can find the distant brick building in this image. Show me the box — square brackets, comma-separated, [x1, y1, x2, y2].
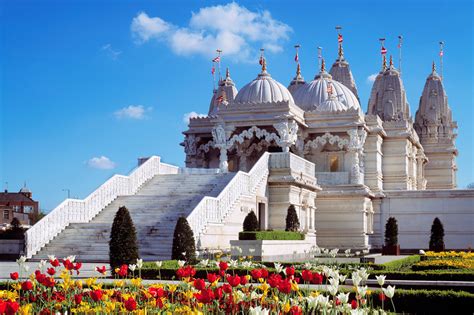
[0, 185, 39, 225]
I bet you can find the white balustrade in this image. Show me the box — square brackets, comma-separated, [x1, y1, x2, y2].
[187, 152, 270, 238]
[269, 152, 316, 179]
[25, 156, 179, 258]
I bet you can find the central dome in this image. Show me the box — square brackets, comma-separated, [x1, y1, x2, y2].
[234, 60, 294, 105]
[293, 60, 360, 112]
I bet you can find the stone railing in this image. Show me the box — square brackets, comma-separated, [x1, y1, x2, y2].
[25, 156, 179, 258]
[269, 153, 317, 186]
[187, 152, 270, 238]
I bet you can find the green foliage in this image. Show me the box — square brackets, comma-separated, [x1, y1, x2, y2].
[381, 255, 421, 270]
[239, 230, 305, 240]
[171, 217, 196, 262]
[384, 217, 398, 246]
[0, 218, 26, 239]
[285, 205, 300, 232]
[242, 211, 259, 232]
[109, 206, 139, 271]
[429, 217, 445, 252]
[369, 269, 474, 281]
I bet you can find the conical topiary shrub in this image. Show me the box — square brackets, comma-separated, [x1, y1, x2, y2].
[109, 206, 139, 271]
[172, 217, 196, 262]
[285, 205, 300, 232]
[243, 211, 259, 231]
[383, 217, 400, 255]
[429, 217, 445, 252]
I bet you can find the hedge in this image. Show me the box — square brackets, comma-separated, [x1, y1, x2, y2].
[369, 269, 474, 282]
[238, 231, 305, 240]
[380, 255, 421, 270]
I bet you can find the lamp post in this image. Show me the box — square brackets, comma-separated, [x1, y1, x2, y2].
[62, 188, 71, 199]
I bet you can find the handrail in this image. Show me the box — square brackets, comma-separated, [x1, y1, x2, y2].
[187, 152, 270, 238]
[25, 156, 179, 258]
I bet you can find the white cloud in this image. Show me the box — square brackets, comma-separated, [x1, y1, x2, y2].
[183, 111, 207, 124]
[87, 156, 116, 170]
[367, 73, 378, 83]
[101, 44, 122, 60]
[114, 105, 151, 120]
[131, 3, 292, 61]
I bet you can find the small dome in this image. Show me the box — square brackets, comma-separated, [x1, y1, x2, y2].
[209, 68, 238, 115]
[293, 60, 360, 111]
[234, 60, 294, 105]
[288, 63, 306, 95]
[317, 94, 347, 112]
[19, 187, 31, 193]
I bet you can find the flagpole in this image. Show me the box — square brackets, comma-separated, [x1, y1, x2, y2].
[216, 49, 222, 80]
[294, 44, 300, 64]
[379, 38, 386, 71]
[335, 25, 343, 60]
[212, 62, 216, 91]
[398, 35, 403, 75]
[439, 41, 444, 81]
[317, 46, 323, 71]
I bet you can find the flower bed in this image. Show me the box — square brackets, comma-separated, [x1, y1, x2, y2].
[1, 256, 399, 314]
[412, 259, 474, 271]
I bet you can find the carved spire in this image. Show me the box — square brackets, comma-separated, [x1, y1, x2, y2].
[261, 57, 267, 72]
[226, 67, 230, 79]
[382, 54, 387, 72]
[431, 61, 436, 74]
[336, 25, 344, 60]
[321, 58, 326, 73]
[389, 55, 394, 68]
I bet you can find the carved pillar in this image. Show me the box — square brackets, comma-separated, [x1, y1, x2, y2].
[212, 124, 230, 173]
[347, 129, 367, 185]
[274, 119, 298, 153]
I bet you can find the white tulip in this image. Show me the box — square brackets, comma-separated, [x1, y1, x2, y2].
[16, 256, 27, 265]
[47, 255, 56, 261]
[376, 275, 386, 286]
[351, 271, 362, 287]
[274, 262, 284, 274]
[38, 260, 47, 270]
[249, 306, 269, 315]
[355, 251, 361, 256]
[328, 283, 339, 296]
[336, 292, 350, 304]
[339, 274, 347, 284]
[177, 260, 186, 267]
[383, 285, 396, 299]
[229, 259, 238, 268]
[357, 285, 368, 297]
[155, 261, 163, 268]
[129, 264, 137, 272]
[316, 294, 330, 308]
[419, 249, 426, 255]
[344, 249, 351, 257]
[199, 259, 209, 267]
[136, 259, 143, 269]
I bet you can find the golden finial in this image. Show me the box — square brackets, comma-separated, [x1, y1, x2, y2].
[261, 57, 267, 72]
[382, 55, 387, 72]
[338, 44, 344, 59]
[321, 58, 326, 72]
[432, 61, 436, 73]
[296, 63, 301, 76]
[389, 55, 394, 68]
[226, 67, 230, 78]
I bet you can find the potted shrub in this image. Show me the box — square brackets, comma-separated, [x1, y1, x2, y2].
[109, 206, 139, 272]
[243, 211, 259, 232]
[382, 217, 400, 255]
[172, 216, 196, 262]
[429, 217, 445, 252]
[285, 205, 300, 232]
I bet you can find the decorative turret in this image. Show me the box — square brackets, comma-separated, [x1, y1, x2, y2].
[208, 67, 238, 115]
[367, 55, 410, 121]
[329, 27, 359, 99]
[414, 62, 457, 189]
[288, 63, 306, 95]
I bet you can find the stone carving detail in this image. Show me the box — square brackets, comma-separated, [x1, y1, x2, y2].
[197, 140, 215, 154]
[273, 120, 298, 152]
[183, 134, 199, 155]
[212, 124, 230, 173]
[227, 126, 281, 148]
[304, 132, 349, 153]
[347, 129, 367, 185]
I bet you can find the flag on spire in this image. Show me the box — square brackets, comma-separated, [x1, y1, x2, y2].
[294, 52, 299, 62]
[338, 34, 343, 43]
[381, 46, 387, 55]
[212, 56, 221, 63]
[439, 50, 444, 57]
[211, 65, 215, 75]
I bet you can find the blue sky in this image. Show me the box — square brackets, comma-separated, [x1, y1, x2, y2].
[1, 0, 473, 211]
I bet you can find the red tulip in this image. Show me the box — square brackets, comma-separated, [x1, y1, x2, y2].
[124, 297, 137, 311]
[219, 261, 228, 271]
[226, 275, 241, 287]
[214, 286, 223, 300]
[194, 288, 215, 304]
[301, 269, 312, 282]
[278, 279, 292, 294]
[62, 259, 74, 270]
[96, 266, 107, 275]
[118, 264, 128, 277]
[286, 266, 295, 277]
[222, 283, 232, 294]
[21, 280, 33, 291]
[5, 301, 19, 315]
[290, 305, 303, 315]
[193, 278, 206, 290]
[74, 294, 83, 304]
[260, 268, 269, 279]
[47, 268, 56, 276]
[207, 273, 219, 283]
[50, 259, 60, 267]
[0, 301, 5, 314]
[149, 287, 165, 298]
[240, 275, 248, 285]
[9, 272, 18, 280]
[90, 289, 103, 302]
[379, 292, 387, 301]
[311, 273, 323, 285]
[268, 273, 282, 288]
[250, 269, 263, 280]
[351, 300, 358, 309]
[176, 265, 196, 279]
